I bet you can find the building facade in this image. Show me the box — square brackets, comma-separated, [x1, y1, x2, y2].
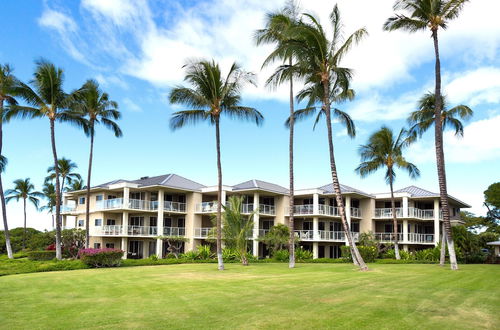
[61, 174, 469, 259]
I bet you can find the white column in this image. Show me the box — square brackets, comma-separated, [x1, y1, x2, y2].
[403, 244, 409, 252]
[403, 219, 408, 243]
[62, 215, 67, 229]
[121, 237, 128, 259]
[122, 211, 128, 236]
[252, 192, 260, 257]
[221, 189, 227, 207]
[313, 193, 319, 215]
[156, 238, 162, 258]
[157, 190, 164, 237]
[402, 196, 409, 218]
[434, 199, 440, 246]
[313, 242, 318, 259]
[345, 196, 351, 246]
[123, 187, 130, 209]
[313, 217, 319, 240]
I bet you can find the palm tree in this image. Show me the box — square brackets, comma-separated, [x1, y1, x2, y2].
[0, 64, 19, 259]
[355, 126, 420, 259]
[66, 178, 86, 192]
[408, 92, 472, 264]
[255, 0, 300, 268]
[8, 59, 85, 259]
[46, 158, 82, 194]
[169, 59, 263, 270]
[5, 178, 43, 249]
[221, 196, 255, 266]
[74, 79, 122, 248]
[383, 0, 469, 271]
[270, 5, 368, 270]
[40, 182, 56, 229]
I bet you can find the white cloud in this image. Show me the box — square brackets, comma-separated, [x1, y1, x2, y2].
[444, 67, 500, 106]
[95, 73, 129, 90]
[122, 97, 142, 112]
[411, 115, 500, 164]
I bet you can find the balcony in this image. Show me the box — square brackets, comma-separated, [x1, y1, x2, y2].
[258, 229, 270, 237]
[241, 203, 255, 214]
[294, 230, 314, 240]
[61, 205, 77, 213]
[351, 207, 361, 218]
[94, 225, 123, 236]
[127, 226, 157, 236]
[96, 198, 124, 210]
[318, 205, 339, 216]
[290, 204, 314, 215]
[374, 232, 434, 244]
[318, 230, 344, 241]
[195, 202, 220, 213]
[259, 204, 275, 215]
[163, 227, 186, 236]
[164, 201, 187, 213]
[194, 227, 215, 238]
[408, 233, 434, 243]
[374, 208, 403, 219]
[408, 207, 434, 220]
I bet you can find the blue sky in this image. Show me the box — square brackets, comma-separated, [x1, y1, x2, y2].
[1, 0, 499, 230]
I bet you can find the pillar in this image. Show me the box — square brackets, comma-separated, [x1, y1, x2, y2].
[62, 215, 67, 229]
[252, 192, 260, 257]
[313, 193, 319, 214]
[345, 196, 351, 227]
[123, 187, 130, 209]
[157, 190, 164, 236]
[185, 192, 201, 252]
[433, 199, 440, 246]
[313, 217, 319, 240]
[122, 211, 128, 235]
[403, 219, 408, 243]
[221, 190, 227, 206]
[403, 244, 409, 252]
[313, 242, 318, 259]
[156, 238, 163, 258]
[121, 237, 128, 259]
[402, 196, 409, 217]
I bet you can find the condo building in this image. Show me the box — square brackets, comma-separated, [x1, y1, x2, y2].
[61, 174, 469, 259]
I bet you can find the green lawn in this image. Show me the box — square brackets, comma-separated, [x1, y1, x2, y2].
[0, 263, 498, 329]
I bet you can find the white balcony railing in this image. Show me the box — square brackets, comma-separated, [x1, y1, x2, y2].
[374, 232, 405, 242]
[258, 229, 270, 237]
[290, 204, 314, 215]
[127, 226, 157, 236]
[61, 205, 77, 213]
[318, 205, 339, 216]
[408, 207, 434, 220]
[96, 198, 124, 210]
[319, 230, 344, 241]
[259, 204, 275, 215]
[164, 201, 187, 213]
[163, 227, 186, 236]
[351, 207, 361, 218]
[241, 203, 254, 214]
[374, 208, 403, 219]
[195, 202, 221, 213]
[95, 225, 123, 235]
[408, 233, 434, 243]
[194, 227, 214, 238]
[128, 199, 151, 210]
[294, 230, 314, 240]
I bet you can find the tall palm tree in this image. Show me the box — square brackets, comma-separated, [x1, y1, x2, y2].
[255, 0, 300, 268]
[66, 178, 86, 192]
[169, 59, 263, 270]
[5, 178, 43, 249]
[355, 126, 420, 259]
[269, 5, 368, 270]
[0, 64, 19, 259]
[40, 182, 56, 229]
[46, 158, 82, 194]
[384, 0, 469, 270]
[408, 92, 472, 264]
[74, 79, 122, 248]
[8, 59, 85, 260]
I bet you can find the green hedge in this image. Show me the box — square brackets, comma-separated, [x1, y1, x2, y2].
[341, 245, 378, 262]
[27, 251, 56, 261]
[79, 249, 124, 268]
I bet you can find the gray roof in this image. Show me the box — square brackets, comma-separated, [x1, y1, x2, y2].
[232, 179, 289, 194]
[394, 185, 440, 197]
[92, 174, 205, 191]
[318, 183, 372, 196]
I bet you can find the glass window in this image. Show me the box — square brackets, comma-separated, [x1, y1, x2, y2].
[130, 216, 143, 226]
[79, 197, 86, 205]
[78, 220, 84, 227]
[351, 222, 360, 232]
[105, 243, 115, 249]
[177, 218, 185, 227]
[303, 221, 313, 230]
[106, 219, 115, 225]
[150, 217, 157, 227]
[96, 195, 103, 201]
[94, 243, 101, 249]
[95, 219, 102, 226]
[163, 217, 172, 227]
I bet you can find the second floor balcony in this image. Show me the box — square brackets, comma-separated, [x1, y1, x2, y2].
[92, 225, 186, 237]
[374, 207, 442, 220]
[374, 232, 435, 244]
[287, 205, 361, 218]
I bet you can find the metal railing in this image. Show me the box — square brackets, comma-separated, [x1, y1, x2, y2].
[96, 198, 124, 210]
[194, 227, 214, 238]
[408, 233, 434, 243]
[163, 227, 186, 236]
[128, 199, 151, 210]
[374, 208, 403, 218]
[95, 225, 123, 235]
[318, 230, 344, 241]
[127, 226, 157, 236]
[195, 202, 221, 213]
[408, 207, 434, 219]
[257, 229, 270, 237]
[351, 207, 361, 218]
[294, 230, 314, 240]
[374, 232, 404, 242]
[61, 205, 77, 213]
[318, 204, 339, 216]
[241, 203, 254, 214]
[290, 204, 314, 215]
[164, 201, 187, 213]
[259, 204, 276, 215]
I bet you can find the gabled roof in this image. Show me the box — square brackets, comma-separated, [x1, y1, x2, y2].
[233, 179, 289, 194]
[131, 174, 205, 190]
[394, 185, 439, 197]
[318, 183, 372, 197]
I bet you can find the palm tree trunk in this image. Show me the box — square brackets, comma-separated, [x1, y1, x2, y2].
[432, 29, 458, 270]
[50, 118, 63, 260]
[85, 125, 94, 248]
[322, 78, 367, 271]
[215, 117, 224, 271]
[23, 198, 26, 249]
[0, 100, 13, 259]
[389, 174, 400, 260]
[288, 58, 295, 269]
[439, 223, 447, 266]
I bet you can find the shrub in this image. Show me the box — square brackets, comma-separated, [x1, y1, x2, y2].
[414, 247, 440, 261]
[295, 247, 313, 261]
[341, 245, 378, 262]
[181, 250, 199, 260]
[13, 250, 29, 259]
[78, 248, 124, 268]
[196, 245, 213, 260]
[222, 248, 239, 262]
[27, 251, 56, 261]
[383, 249, 413, 260]
[273, 249, 289, 262]
[149, 254, 159, 261]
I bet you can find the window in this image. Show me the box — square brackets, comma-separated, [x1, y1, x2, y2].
[177, 218, 185, 228]
[96, 195, 103, 201]
[130, 192, 142, 200]
[130, 216, 143, 226]
[107, 195, 117, 200]
[164, 194, 173, 202]
[150, 192, 158, 202]
[351, 199, 360, 208]
[262, 219, 274, 229]
[178, 195, 186, 203]
[303, 221, 313, 230]
[303, 198, 313, 205]
[94, 243, 101, 249]
[333, 222, 342, 232]
[106, 219, 116, 226]
[150, 216, 157, 227]
[163, 217, 172, 227]
[79, 197, 86, 205]
[94, 219, 102, 226]
[105, 243, 115, 249]
[261, 197, 274, 205]
[78, 219, 84, 227]
[318, 221, 325, 231]
[351, 222, 360, 232]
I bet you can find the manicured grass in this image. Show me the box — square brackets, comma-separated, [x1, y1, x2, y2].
[0, 263, 498, 329]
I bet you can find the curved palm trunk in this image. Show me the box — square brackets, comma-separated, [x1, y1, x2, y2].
[439, 223, 447, 266]
[50, 118, 63, 260]
[288, 59, 296, 269]
[0, 100, 13, 258]
[322, 79, 367, 271]
[85, 125, 94, 248]
[432, 30, 458, 270]
[23, 198, 27, 249]
[389, 174, 401, 260]
[215, 117, 224, 271]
